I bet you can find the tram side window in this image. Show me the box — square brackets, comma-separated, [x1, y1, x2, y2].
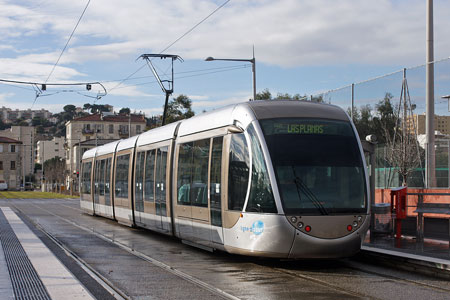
[176, 139, 210, 207]
[99, 159, 106, 196]
[228, 133, 250, 211]
[177, 142, 193, 205]
[115, 154, 130, 198]
[94, 161, 100, 202]
[246, 124, 277, 213]
[82, 162, 92, 194]
[210, 137, 223, 226]
[144, 149, 156, 202]
[105, 158, 111, 205]
[191, 139, 210, 207]
[135, 151, 145, 211]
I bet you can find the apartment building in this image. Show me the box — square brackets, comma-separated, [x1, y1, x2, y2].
[36, 137, 65, 164]
[0, 107, 51, 123]
[65, 113, 146, 191]
[0, 126, 35, 179]
[407, 114, 450, 135]
[0, 137, 22, 190]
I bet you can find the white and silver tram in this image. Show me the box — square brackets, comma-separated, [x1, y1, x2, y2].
[81, 100, 370, 258]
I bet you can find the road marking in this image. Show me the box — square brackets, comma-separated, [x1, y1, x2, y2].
[1, 207, 95, 300]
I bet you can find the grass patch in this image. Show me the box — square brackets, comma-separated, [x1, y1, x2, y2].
[0, 191, 79, 199]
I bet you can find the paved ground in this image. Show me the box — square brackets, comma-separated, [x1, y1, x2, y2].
[1, 197, 450, 299]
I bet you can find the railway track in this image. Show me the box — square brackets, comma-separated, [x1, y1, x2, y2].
[7, 198, 450, 300]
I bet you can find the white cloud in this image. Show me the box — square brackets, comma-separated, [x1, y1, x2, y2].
[3, 0, 449, 72]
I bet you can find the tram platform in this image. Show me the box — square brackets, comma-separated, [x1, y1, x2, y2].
[361, 233, 450, 278]
[0, 207, 96, 300]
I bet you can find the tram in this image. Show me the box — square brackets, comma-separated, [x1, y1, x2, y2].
[80, 100, 370, 258]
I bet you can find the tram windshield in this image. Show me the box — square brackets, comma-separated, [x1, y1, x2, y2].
[260, 118, 367, 215]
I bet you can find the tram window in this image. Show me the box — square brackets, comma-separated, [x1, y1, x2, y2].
[99, 159, 106, 196]
[135, 151, 145, 211]
[144, 149, 156, 202]
[246, 124, 277, 213]
[105, 158, 111, 205]
[177, 142, 193, 205]
[94, 160, 100, 203]
[156, 147, 169, 214]
[115, 154, 130, 198]
[177, 139, 210, 207]
[210, 137, 223, 226]
[260, 118, 366, 215]
[82, 162, 92, 194]
[228, 133, 250, 211]
[191, 139, 209, 207]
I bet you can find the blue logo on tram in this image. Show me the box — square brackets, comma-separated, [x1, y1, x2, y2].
[251, 221, 264, 235]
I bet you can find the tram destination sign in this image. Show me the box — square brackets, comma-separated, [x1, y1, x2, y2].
[261, 119, 353, 136]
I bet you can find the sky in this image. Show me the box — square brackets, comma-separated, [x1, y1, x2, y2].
[1, 0, 450, 117]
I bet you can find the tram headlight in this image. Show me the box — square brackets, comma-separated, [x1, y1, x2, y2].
[298, 222, 304, 229]
[357, 216, 362, 222]
[352, 221, 358, 227]
[290, 216, 297, 223]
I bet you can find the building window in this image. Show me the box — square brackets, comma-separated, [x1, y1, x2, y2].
[10, 145, 16, 153]
[109, 124, 114, 134]
[136, 125, 141, 134]
[0, 145, 3, 152]
[0, 161, 3, 170]
[10, 161, 15, 170]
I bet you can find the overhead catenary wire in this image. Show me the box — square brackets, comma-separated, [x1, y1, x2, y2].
[109, 0, 231, 93]
[44, 0, 91, 84]
[110, 64, 251, 91]
[98, 63, 249, 83]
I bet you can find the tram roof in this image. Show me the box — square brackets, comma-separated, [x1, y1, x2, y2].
[116, 135, 138, 152]
[96, 140, 119, 157]
[136, 121, 180, 147]
[82, 147, 97, 160]
[247, 100, 349, 121]
[177, 100, 348, 137]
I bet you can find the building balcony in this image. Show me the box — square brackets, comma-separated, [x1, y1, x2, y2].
[82, 128, 94, 135]
[118, 129, 129, 137]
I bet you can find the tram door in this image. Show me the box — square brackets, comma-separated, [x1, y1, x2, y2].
[210, 137, 224, 244]
[155, 147, 168, 231]
[134, 151, 145, 224]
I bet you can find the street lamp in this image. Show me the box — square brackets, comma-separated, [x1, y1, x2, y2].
[442, 95, 450, 111]
[205, 48, 256, 101]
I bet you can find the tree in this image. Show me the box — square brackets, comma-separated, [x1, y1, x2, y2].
[373, 93, 397, 144]
[351, 104, 375, 140]
[255, 89, 312, 101]
[63, 104, 76, 114]
[0, 119, 10, 130]
[119, 107, 131, 115]
[165, 94, 195, 124]
[83, 103, 91, 112]
[43, 157, 65, 184]
[255, 89, 272, 100]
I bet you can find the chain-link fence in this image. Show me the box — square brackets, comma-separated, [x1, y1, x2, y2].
[313, 57, 450, 188]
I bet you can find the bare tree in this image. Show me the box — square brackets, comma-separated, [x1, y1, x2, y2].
[384, 76, 423, 186]
[44, 157, 65, 188]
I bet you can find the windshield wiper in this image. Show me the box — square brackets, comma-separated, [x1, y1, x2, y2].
[291, 167, 329, 215]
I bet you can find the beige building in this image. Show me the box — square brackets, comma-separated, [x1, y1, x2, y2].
[407, 114, 450, 135]
[65, 113, 146, 191]
[0, 137, 22, 190]
[1, 107, 51, 123]
[36, 137, 65, 164]
[0, 126, 35, 179]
